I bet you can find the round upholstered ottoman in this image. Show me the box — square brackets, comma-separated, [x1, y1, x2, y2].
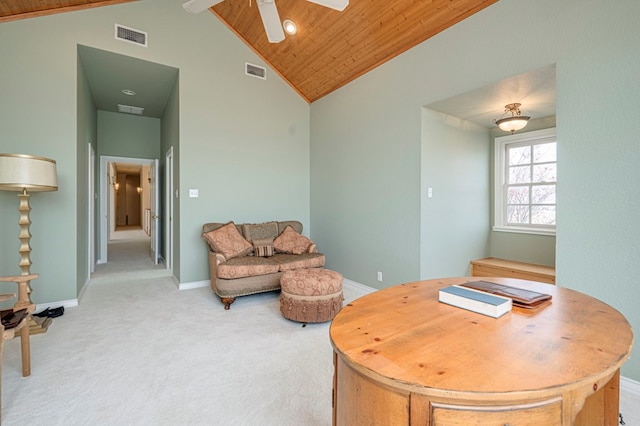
[280, 269, 344, 323]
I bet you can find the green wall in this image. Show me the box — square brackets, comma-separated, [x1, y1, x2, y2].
[160, 80, 180, 277]
[310, 87, 421, 287]
[77, 52, 98, 296]
[557, 1, 640, 378]
[97, 111, 161, 159]
[0, 0, 310, 299]
[0, 14, 79, 303]
[310, 0, 640, 379]
[420, 109, 490, 279]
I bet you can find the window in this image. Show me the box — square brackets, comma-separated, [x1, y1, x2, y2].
[494, 128, 557, 235]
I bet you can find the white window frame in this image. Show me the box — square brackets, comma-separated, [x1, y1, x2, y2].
[494, 127, 557, 236]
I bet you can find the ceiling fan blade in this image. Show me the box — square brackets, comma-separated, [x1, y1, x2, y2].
[306, 0, 348, 12]
[257, 0, 285, 43]
[182, 0, 224, 14]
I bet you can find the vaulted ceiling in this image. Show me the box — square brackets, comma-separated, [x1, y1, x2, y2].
[1, 0, 498, 103]
[208, 0, 498, 102]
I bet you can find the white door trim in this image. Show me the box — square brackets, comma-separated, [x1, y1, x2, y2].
[150, 159, 160, 265]
[88, 144, 95, 274]
[165, 147, 174, 270]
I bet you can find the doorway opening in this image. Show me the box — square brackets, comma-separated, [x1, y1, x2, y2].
[98, 155, 162, 270]
[78, 45, 178, 280]
[114, 166, 144, 229]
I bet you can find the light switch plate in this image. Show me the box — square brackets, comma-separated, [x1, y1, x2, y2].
[189, 189, 199, 198]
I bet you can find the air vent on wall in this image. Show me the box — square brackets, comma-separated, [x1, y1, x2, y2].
[245, 63, 266, 80]
[115, 24, 148, 47]
[118, 104, 144, 115]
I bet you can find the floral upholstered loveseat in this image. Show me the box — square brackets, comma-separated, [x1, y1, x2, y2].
[202, 221, 325, 310]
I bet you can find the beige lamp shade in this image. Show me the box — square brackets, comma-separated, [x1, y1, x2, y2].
[0, 153, 58, 192]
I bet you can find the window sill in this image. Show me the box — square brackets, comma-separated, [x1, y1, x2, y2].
[492, 226, 556, 237]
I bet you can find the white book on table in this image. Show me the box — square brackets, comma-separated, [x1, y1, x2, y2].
[439, 285, 512, 318]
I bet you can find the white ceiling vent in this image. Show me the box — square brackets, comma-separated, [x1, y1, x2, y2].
[118, 104, 144, 115]
[245, 63, 266, 80]
[115, 24, 148, 47]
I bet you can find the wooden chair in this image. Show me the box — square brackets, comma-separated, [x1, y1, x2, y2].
[0, 273, 38, 418]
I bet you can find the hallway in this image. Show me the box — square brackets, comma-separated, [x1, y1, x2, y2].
[91, 226, 166, 278]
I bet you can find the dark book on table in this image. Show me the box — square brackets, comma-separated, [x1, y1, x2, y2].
[460, 281, 552, 308]
[0, 308, 28, 329]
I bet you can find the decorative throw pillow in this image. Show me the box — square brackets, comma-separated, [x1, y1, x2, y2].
[273, 226, 313, 255]
[252, 237, 275, 257]
[202, 222, 253, 260]
[277, 221, 303, 234]
[242, 221, 279, 243]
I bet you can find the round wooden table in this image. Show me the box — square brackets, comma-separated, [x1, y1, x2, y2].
[330, 277, 633, 425]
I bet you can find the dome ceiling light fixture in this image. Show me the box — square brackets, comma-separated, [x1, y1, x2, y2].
[494, 103, 530, 134]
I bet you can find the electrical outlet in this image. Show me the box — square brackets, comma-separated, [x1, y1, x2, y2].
[377, 271, 383, 282]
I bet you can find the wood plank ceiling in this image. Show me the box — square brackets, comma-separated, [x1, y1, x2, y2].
[1, 0, 498, 103]
[0, 0, 136, 23]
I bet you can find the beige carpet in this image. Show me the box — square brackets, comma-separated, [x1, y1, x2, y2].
[3, 229, 638, 424]
[1, 229, 369, 425]
[93, 227, 166, 276]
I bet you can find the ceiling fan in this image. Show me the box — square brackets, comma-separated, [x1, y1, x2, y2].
[182, 0, 348, 43]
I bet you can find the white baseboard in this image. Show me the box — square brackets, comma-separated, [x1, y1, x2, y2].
[343, 278, 376, 294]
[178, 279, 209, 291]
[35, 298, 78, 312]
[621, 376, 640, 397]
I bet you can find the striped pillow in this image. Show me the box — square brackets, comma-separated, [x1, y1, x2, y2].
[253, 237, 275, 257]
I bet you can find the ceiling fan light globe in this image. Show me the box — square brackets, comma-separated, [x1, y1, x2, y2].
[283, 20, 297, 35]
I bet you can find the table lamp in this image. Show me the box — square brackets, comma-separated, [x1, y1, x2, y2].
[0, 153, 58, 308]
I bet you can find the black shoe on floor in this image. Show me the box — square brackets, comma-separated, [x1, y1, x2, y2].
[33, 308, 51, 317]
[47, 306, 64, 318]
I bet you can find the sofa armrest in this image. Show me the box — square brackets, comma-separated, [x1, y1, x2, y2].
[214, 252, 227, 265]
[307, 244, 318, 254]
[207, 252, 227, 271]
[208, 252, 225, 293]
